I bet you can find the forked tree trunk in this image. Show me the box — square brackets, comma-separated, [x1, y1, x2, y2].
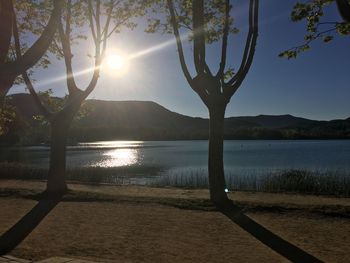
[46, 116, 69, 194]
[208, 104, 229, 205]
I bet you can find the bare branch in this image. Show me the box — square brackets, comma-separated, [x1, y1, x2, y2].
[88, 0, 98, 45]
[58, 4, 79, 94]
[96, 0, 101, 40]
[65, 0, 72, 38]
[225, 0, 259, 97]
[217, 0, 230, 79]
[193, 0, 206, 74]
[167, 0, 193, 85]
[83, 0, 103, 98]
[102, 0, 115, 54]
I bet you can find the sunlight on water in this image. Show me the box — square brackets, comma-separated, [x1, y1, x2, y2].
[93, 148, 139, 167]
[78, 141, 144, 149]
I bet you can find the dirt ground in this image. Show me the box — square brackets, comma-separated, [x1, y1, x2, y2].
[0, 180, 349, 263]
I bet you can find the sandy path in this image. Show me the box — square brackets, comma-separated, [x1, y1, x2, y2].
[0, 180, 349, 262]
[1, 199, 289, 263]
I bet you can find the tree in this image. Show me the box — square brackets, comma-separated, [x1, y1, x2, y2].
[0, 0, 64, 102]
[14, 0, 145, 194]
[0, 97, 16, 137]
[156, 0, 259, 205]
[279, 0, 350, 59]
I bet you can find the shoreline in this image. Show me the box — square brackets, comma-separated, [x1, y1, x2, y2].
[2, 138, 350, 148]
[1, 179, 349, 215]
[1, 162, 349, 197]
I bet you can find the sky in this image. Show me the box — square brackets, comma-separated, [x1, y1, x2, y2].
[10, 0, 350, 121]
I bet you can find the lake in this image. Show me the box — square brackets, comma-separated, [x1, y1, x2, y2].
[1, 140, 350, 182]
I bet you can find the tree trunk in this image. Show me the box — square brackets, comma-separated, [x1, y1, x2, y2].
[0, 74, 16, 103]
[208, 105, 229, 205]
[0, 0, 13, 63]
[46, 116, 69, 194]
[336, 0, 350, 22]
[46, 97, 83, 194]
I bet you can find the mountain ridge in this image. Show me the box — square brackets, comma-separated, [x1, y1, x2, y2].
[3, 93, 350, 142]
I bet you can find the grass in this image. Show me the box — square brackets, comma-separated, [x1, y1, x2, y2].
[152, 168, 350, 197]
[0, 161, 349, 197]
[0, 162, 162, 184]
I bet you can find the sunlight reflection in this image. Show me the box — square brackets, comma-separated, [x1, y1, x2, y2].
[79, 141, 144, 149]
[93, 148, 139, 167]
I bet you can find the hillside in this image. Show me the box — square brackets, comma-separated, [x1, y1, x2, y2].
[2, 93, 350, 143]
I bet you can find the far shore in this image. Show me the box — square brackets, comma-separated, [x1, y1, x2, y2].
[0, 179, 349, 262]
[1, 138, 350, 148]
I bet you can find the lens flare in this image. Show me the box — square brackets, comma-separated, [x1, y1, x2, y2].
[106, 55, 125, 70]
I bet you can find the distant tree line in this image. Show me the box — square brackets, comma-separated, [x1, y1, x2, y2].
[1, 110, 349, 145]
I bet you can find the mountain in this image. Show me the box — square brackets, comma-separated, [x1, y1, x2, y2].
[226, 114, 321, 129]
[3, 93, 350, 143]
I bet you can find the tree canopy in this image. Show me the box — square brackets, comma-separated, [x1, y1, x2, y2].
[0, 0, 64, 98]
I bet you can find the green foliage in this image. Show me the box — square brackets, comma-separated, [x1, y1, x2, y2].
[280, 0, 350, 59]
[0, 98, 16, 136]
[11, 0, 149, 83]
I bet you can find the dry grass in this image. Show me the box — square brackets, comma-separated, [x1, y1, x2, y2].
[0, 180, 349, 263]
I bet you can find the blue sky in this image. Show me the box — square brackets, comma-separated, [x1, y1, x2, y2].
[11, 0, 350, 120]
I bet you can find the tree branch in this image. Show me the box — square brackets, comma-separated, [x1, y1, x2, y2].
[83, 0, 103, 98]
[106, 15, 130, 38]
[58, 1, 79, 95]
[280, 26, 338, 58]
[88, 0, 98, 45]
[96, 0, 101, 40]
[193, 0, 206, 74]
[167, 0, 193, 85]
[336, 0, 350, 22]
[225, 0, 259, 97]
[0, 0, 64, 76]
[102, 0, 115, 54]
[12, 5, 50, 118]
[217, 0, 230, 79]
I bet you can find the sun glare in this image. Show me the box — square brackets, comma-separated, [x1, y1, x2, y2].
[103, 53, 129, 76]
[107, 55, 125, 70]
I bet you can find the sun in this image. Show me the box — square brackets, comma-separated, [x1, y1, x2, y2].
[106, 55, 125, 70]
[103, 53, 129, 76]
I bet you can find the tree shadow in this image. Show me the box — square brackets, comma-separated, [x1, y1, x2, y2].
[218, 202, 324, 263]
[0, 189, 325, 262]
[0, 193, 61, 255]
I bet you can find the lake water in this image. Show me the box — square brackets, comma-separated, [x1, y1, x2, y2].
[1, 140, 350, 181]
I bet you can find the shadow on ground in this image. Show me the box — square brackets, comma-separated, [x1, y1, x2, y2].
[0, 194, 61, 255]
[0, 189, 325, 262]
[218, 202, 324, 263]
